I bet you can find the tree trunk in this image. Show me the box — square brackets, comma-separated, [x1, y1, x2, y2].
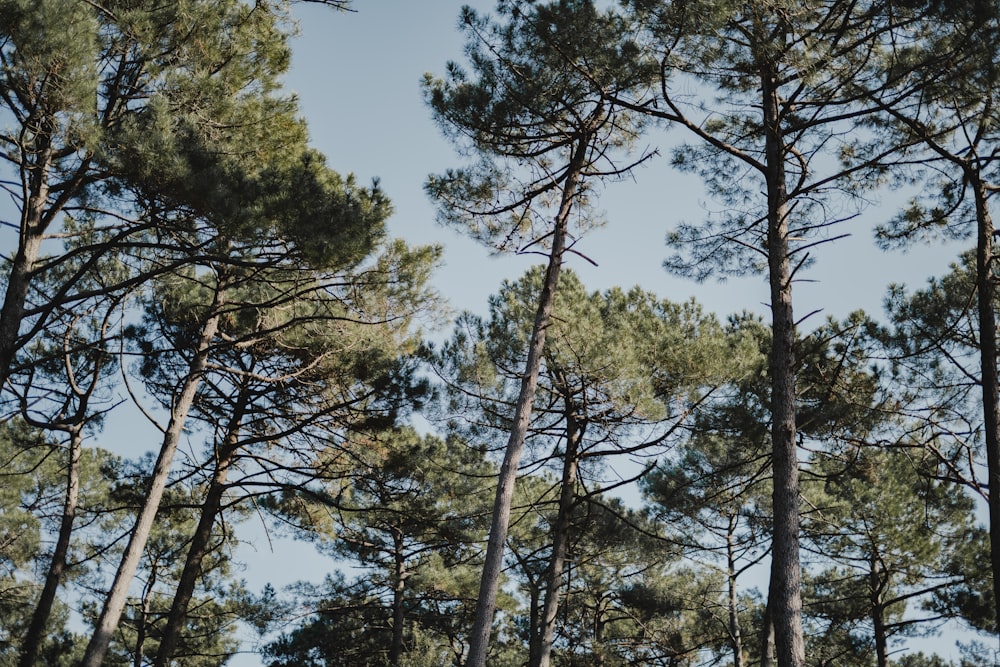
[527, 570, 542, 667]
[134, 561, 158, 667]
[390, 527, 407, 667]
[727, 515, 746, 667]
[464, 136, 589, 667]
[761, 59, 805, 667]
[536, 391, 582, 667]
[151, 386, 250, 667]
[0, 191, 47, 390]
[18, 426, 82, 667]
[80, 279, 227, 667]
[971, 170, 1000, 638]
[870, 555, 888, 667]
[758, 571, 775, 667]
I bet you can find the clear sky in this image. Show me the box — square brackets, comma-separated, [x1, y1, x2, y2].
[282, 1, 967, 329]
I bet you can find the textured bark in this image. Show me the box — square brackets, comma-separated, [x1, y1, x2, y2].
[758, 572, 775, 667]
[18, 426, 82, 667]
[535, 391, 581, 667]
[80, 281, 226, 667]
[151, 387, 249, 667]
[464, 137, 589, 667]
[0, 176, 48, 390]
[971, 173, 1000, 637]
[526, 567, 543, 667]
[870, 556, 888, 667]
[761, 59, 805, 667]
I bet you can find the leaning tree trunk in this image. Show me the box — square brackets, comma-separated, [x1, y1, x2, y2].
[464, 136, 589, 667]
[80, 279, 227, 667]
[761, 59, 805, 667]
[0, 140, 51, 391]
[971, 169, 1000, 638]
[18, 425, 83, 667]
[152, 385, 250, 667]
[536, 390, 582, 667]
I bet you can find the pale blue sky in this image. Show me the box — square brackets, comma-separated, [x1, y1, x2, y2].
[283, 1, 967, 329]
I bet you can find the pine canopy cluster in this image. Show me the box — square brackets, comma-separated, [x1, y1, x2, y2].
[1, 1, 999, 667]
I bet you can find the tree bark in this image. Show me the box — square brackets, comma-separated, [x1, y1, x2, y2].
[0, 159, 49, 390]
[536, 389, 582, 667]
[151, 385, 250, 667]
[758, 570, 775, 667]
[971, 171, 1000, 638]
[390, 527, 408, 667]
[526, 567, 543, 667]
[18, 426, 82, 667]
[464, 136, 589, 667]
[761, 58, 805, 667]
[80, 278, 227, 667]
[870, 555, 888, 667]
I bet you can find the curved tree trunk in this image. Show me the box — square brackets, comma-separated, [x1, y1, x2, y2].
[0, 179, 48, 390]
[18, 426, 83, 667]
[80, 278, 227, 667]
[761, 58, 805, 667]
[151, 385, 250, 667]
[758, 570, 775, 667]
[536, 392, 582, 667]
[464, 136, 589, 667]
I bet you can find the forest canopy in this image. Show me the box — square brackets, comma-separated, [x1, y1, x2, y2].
[0, 1, 998, 667]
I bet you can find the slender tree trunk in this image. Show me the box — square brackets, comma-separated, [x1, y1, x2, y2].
[0, 195, 46, 390]
[390, 528, 407, 667]
[870, 555, 888, 667]
[133, 562, 158, 667]
[727, 515, 746, 667]
[18, 426, 82, 667]
[526, 570, 543, 667]
[464, 136, 589, 667]
[536, 394, 581, 667]
[758, 571, 775, 667]
[80, 279, 227, 667]
[152, 386, 250, 667]
[971, 171, 1000, 638]
[761, 59, 805, 667]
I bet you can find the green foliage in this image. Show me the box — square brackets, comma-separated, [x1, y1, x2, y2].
[0, 421, 124, 665]
[264, 430, 494, 667]
[424, 0, 651, 252]
[803, 443, 981, 659]
[437, 266, 748, 457]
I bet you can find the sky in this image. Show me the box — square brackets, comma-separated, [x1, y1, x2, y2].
[282, 1, 966, 327]
[208, 1, 980, 664]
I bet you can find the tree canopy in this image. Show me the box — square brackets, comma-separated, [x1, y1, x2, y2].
[0, 1, 996, 666]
